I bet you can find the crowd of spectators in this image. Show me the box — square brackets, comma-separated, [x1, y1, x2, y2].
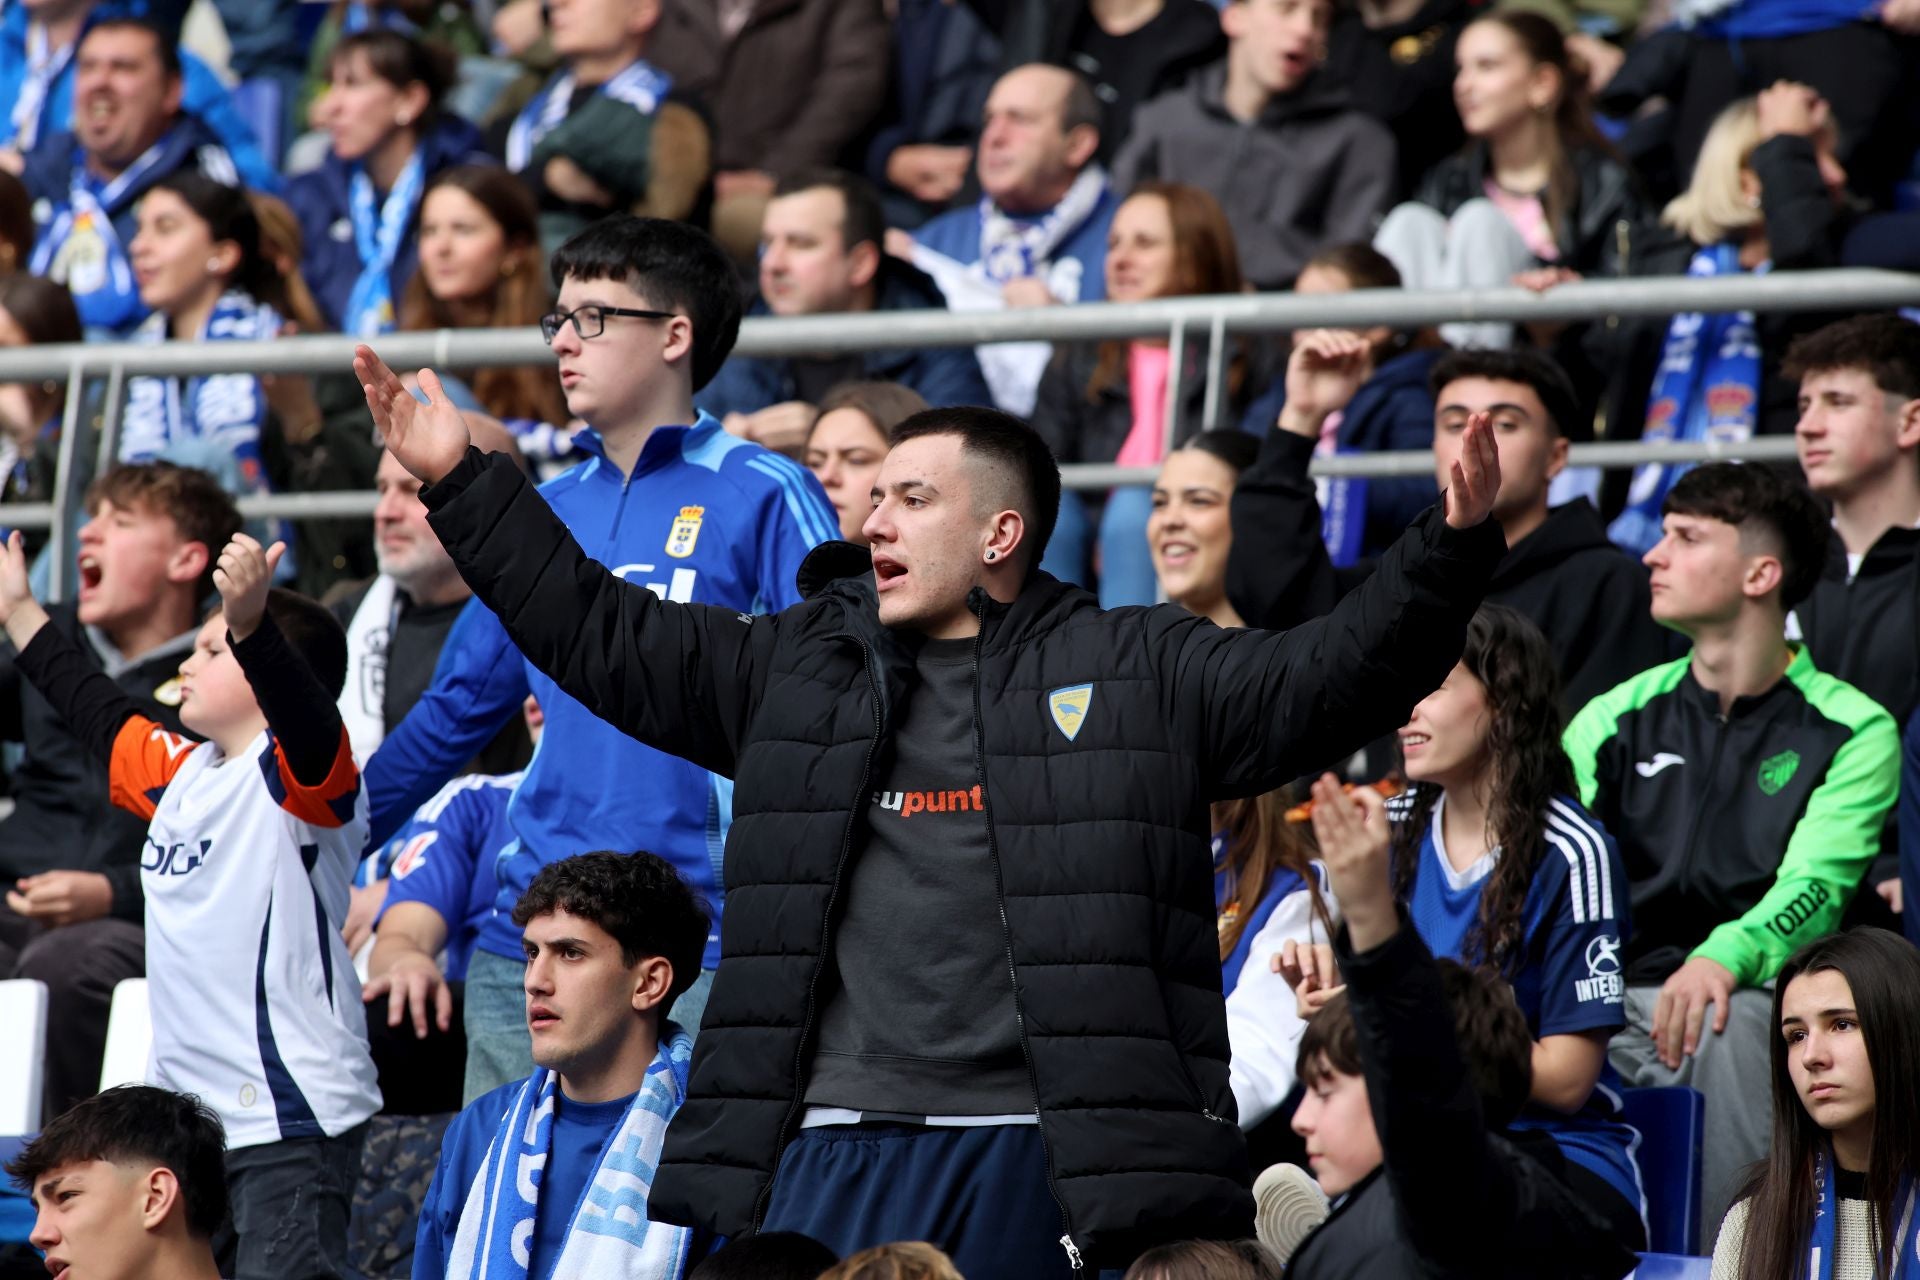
[0, 0, 1917, 1277]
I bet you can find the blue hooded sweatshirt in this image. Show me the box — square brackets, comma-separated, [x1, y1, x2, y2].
[362, 414, 837, 971]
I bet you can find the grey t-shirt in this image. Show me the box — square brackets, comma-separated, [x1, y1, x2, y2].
[803, 637, 1030, 1115]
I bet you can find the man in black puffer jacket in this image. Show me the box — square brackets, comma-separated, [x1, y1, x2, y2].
[358, 346, 1507, 1276]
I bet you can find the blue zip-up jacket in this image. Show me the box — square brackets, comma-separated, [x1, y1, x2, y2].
[285, 113, 492, 332]
[363, 413, 836, 970]
[0, 2, 278, 190]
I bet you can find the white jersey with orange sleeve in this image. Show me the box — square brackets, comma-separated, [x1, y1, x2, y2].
[112, 715, 382, 1150]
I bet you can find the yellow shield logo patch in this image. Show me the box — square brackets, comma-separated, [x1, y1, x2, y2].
[666, 506, 704, 559]
[1047, 684, 1093, 741]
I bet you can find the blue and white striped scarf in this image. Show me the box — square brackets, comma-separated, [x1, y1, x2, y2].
[446, 1025, 695, 1279]
[344, 147, 425, 337]
[505, 59, 672, 173]
[1608, 242, 1761, 556]
[1801, 1148, 1919, 1280]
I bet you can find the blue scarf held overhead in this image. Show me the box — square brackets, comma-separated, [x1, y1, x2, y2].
[505, 59, 672, 173]
[445, 1025, 695, 1279]
[1799, 1148, 1920, 1280]
[344, 147, 426, 337]
[1608, 242, 1762, 556]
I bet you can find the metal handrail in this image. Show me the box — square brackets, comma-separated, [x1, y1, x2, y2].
[0, 268, 1909, 378]
[10, 268, 1906, 595]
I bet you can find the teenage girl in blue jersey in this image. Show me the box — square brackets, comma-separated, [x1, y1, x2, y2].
[1389, 603, 1644, 1245]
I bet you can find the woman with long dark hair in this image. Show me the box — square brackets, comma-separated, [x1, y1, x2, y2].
[399, 164, 571, 433]
[1712, 927, 1920, 1279]
[1031, 181, 1264, 607]
[123, 172, 290, 493]
[1388, 603, 1643, 1243]
[1150, 429, 1258, 630]
[1373, 11, 1643, 350]
[289, 28, 488, 335]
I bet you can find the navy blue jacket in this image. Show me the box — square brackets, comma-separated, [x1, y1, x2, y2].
[1240, 346, 1443, 557]
[697, 259, 994, 417]
[285, 113, 491, 331]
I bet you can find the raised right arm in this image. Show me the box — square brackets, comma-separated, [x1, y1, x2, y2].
[357, 348, 776, 776]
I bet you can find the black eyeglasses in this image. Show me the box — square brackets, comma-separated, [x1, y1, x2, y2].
[539, 304, 677, 343]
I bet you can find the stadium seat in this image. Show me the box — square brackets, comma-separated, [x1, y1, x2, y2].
[1621, 1085, 1706, 1256]
[0, 980, 47, 1137]
[1633, 1253, 1713, 1279]
[99, 979, 153, 1092]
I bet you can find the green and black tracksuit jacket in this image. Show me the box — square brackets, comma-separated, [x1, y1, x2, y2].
[1564, 646, 1898, 988]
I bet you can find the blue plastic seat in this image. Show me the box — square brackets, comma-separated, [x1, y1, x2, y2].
[1633, 1252, 1712, 1279]
[1621, 1085, 1706, 1255]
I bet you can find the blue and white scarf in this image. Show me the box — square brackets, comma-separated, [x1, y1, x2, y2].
[446, 1025, 696, 1279]
[1800, 1149, 1920, 1280]
[122, 289, 280, 485]
[30, 138, 172, 332]
[7, 20, 75, 150]
[1609, 242, 1762, 556]
[343, 148, 425, 337]
[976, 164, 1108, 286]
[505, 59, 672, 173]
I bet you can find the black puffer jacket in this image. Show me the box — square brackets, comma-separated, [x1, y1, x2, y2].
[422, 447, 1504, 1268]
[1414, 142, 1646, 278]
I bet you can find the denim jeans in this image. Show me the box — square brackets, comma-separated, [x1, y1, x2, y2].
[216, 1124, 365, 1280]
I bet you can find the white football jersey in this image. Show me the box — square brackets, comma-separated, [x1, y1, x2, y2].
[114, 717, 381, 1149]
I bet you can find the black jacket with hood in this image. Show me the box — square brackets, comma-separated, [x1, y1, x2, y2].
[1287, 918, 1638, 1280]
[1791, 526, 1920, 727]
[1226, 425, 1673, 713]
[1112, 61, 1398, 289]
[420, 443, 1504, 1268]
